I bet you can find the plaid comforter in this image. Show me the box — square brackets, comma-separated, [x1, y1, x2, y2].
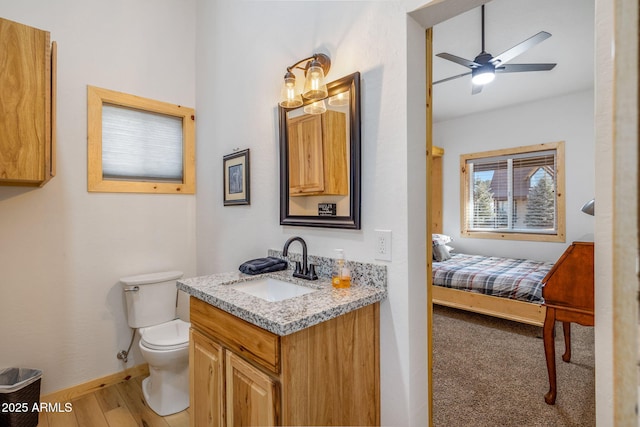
[432, 253, 555, 303]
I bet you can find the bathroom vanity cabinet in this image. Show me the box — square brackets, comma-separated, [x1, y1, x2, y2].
[0, 18, 56, 186]
[189, 296, 380, 426]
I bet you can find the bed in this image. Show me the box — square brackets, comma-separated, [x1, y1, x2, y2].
[428, 147, 553, 327]
[431, 252, 555, 326]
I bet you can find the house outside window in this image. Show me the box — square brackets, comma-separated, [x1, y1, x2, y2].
[460, 141, 565, 242]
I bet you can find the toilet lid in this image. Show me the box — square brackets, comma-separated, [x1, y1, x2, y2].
[140, 319, 190, 350]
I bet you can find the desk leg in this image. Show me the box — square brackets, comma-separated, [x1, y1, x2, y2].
[561, 321, 571, 362]
[543, 307, 557, 405]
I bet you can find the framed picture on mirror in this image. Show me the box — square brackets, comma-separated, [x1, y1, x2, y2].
[223, 149, 250, 206]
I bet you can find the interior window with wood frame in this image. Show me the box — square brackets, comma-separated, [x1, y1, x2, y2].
[460, 141, 565, 242]
[87, 86, 195, 194]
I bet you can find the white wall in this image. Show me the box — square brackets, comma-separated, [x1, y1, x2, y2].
[433, 89, 595, 262]
[0, 0, 197, 394]
[195, 1, 428, 425]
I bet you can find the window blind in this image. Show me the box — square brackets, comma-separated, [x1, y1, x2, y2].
[466, 149, 557, 233]
[102, 104, 183, 182]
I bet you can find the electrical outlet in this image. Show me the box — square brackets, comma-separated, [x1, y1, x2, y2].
[375, 229, 392, 261]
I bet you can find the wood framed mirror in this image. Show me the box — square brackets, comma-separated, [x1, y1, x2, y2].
[279, 72, 361, 229]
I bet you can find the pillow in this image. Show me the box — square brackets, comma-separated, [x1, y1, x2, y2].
[432, 234, 454, 261]
[433, 242, 451, 262]
[432, 233, 453, 245]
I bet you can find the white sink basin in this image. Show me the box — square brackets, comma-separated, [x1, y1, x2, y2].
[231, 277, 318, 302]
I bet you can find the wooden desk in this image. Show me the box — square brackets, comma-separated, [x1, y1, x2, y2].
[541, 241, 594, 405]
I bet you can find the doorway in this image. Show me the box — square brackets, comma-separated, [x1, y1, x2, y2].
[408, 0, 638, 425]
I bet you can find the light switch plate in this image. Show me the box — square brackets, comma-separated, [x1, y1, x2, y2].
[374, 229, 392, 261]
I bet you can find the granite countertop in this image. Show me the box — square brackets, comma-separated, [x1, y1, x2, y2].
[177, 261, 387, 336]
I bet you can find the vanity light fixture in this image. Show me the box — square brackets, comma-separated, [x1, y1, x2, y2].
[303, 100, 327, 115]
[328, 91, 349, 107]
[279, 53, 331, 109]
[280, 73, 302, 108]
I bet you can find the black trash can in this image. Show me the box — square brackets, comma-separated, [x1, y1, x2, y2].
[0, 368, 43, 427]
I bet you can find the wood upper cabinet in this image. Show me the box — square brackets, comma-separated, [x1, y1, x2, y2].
[288, 114, 324, 194]
[288, 110, 348, 196]
[190, 297, 380, 426]
[0, 18, 56, 187]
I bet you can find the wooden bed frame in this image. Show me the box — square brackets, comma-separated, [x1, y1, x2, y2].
[432, 286, 546, 327]
[429, 146, 546, 328]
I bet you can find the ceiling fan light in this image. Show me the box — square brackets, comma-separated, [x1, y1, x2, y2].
[471, 67, 495, 85]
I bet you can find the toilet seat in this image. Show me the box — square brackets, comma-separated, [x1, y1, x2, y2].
[139, 319, 190, 351]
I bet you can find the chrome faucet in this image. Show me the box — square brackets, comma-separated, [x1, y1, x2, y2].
[282, 236, 318, 280]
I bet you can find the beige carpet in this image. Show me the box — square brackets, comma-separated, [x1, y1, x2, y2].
[432, 305, 595, 427]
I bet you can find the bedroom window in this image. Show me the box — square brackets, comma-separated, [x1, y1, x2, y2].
[87, 86, 195, 194]
[460, 142, 565, 242]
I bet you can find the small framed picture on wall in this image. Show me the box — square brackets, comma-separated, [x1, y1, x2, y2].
[223, 149, 250, 206]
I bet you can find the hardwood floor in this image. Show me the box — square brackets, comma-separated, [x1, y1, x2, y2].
[37, 375, 190, 427]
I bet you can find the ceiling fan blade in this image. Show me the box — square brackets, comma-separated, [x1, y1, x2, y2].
[491, 31, 552, 66]
[433, 71, 472, 85]
[436, 52, 480, 69]
[471, 83, 483, 95]
[496, 63, 557, 73]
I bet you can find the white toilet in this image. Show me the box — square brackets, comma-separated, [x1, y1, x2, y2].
[120, 270, 190, 416]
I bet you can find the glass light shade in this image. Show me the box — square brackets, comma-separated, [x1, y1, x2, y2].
[471, 66, 495, 85]
[328, 92, 349, 107]
[303, 100, 326, 115]
[279, 74, 303, 108]
[302, 61, 328, 100]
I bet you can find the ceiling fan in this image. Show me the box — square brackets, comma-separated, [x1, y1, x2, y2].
[433, 4, 557, 94]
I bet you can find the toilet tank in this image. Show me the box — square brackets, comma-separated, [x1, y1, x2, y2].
[120, 270, 183, 328]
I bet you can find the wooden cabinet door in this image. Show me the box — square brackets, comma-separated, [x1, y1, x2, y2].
[190, 329, 225, 427]
[288, 114, 325, 195]
[225, 351, 278, 427]
[0, 18, 55, 186]
[320, 110, 348, 195]
[287, 111, 348, 197]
